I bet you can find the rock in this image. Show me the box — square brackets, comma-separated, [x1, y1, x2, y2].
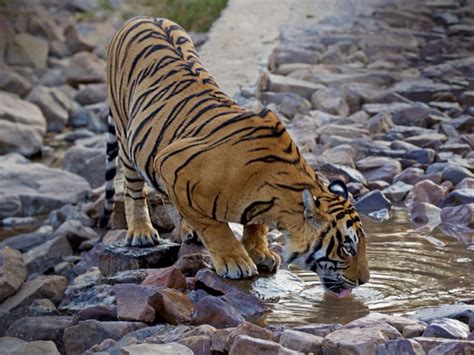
[102, 269, 149, 285]
[71, 305, 118, 324]
[64, 22, 113, 54]
[61, 144, 106, 189]
[367, 112, 395, 134]
[441, 189, 474, 207]
[405, 133, 447, 150]
[376, 339, 424, 355]
[322, 324, 402, 354]
[53, 220, 98, 250]
[423, 318, 470, 339]
[315, 144, 356, 168]
[178, 335, 212, 355]
[260, 92, 311, 117]
[271, 45, 321, 67]
[60, 284, 115, 313]
[74, 83, 107, 105]
[292, 323, 343, 337]
[174, 253, 211, 277]
[429, 340, 474, 354]
[63, 51, 106, 87]
[409, 304, 474, 324]
[0, 120, 44, 157]
[194, 268, 239, 294]
[229, 335, 297, 355]
[120, 343, 193, 355]
[0, 275, 67, 312]
[0, 162, 90, 219]
[279, 329, 323, 354]
[0, 67, 32, 96]
[317, 124, 369, 141]
[98, 240, 180, 276]
[356, 157, 402, 183]
[383, 181, 413, 203]
[403, 324, 427, 338]
[0, 247, 27, 302]
[0, 225, 53, 253]
[441, 166, 473, 185]
[141, 266, 187, 290]
[63, 320, 147, 354]
[320, 163, 368, 185]
[311, 89, 349, 116]
[441, 204, 474, 228]
[391, 79, 463, 103]
[213, 322, 274, 353]
[414, 337, 474, 353]
[23, 235, 73, 275]
[192, 296, 244, 329]
[263, 73, 326, 100]
[115, 284, 161, 323]
[439, 143, 472, 157]
[221, 290, 269, 320]
[5, 316, 72, 353]
[355, 190, 392, 217]
[405, 180, 449, 208]
[392, 106, 445, 128]
[69, 106, 96, 128]
[407, 148, 436, 165]
[320, 45, 344, 65]
[410, 202, 441, 226]
[0, 337, 59, 355]
[155, 288, 194, 325]
[6, 33, 48, 69]
[456, 178, 474, 190]
[26, 86, 73, 132]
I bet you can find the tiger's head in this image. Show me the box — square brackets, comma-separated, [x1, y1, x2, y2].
[286, 180, 370, 298]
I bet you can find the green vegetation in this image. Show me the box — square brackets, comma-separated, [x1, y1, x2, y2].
[123, 0, 228, 32]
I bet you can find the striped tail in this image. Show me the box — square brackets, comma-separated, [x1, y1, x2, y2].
[99, 111, 119, 228]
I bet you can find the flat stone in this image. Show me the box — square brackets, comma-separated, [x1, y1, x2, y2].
[264, 73, 326, 100]
[311, 89, 349, 116]
[59, 284, 115, 313]
[280, 329, 323, 354]
[391, 79, 463, 103]
[292, 323, 343, 337]
[141, 266, 187, 290]
[0, 247, 27, 302]
[0, 337, 59, 355]
[63, 51, 106, 87]
[315, 144, 356, 169]
[0, 275, 67, 312]
[115, 284, 162, 324]
[356, 157, 402, 183]
[5, 316, 72, 353]
[376, 339, 424, 355]
[439, 143, 472, 157]
[346, 312, 426, 334]
[392, 106, 444, 128]
[355, 190, 392, 217]
[260, 92, 311, 117]
[383, 181, 413, 203]
[120, 343, 193, 355]
[98, 240, 180, 276]
[23, 235, 73, 275]
[429, 340, 474, 354]
[229, 335, 298, 355]
[317, 124, 369, 140]
[404, 133, 447, 150]
[423, 318, 470, 339]
[409, 304, 474, 323]
[362, 102, 413, 115]
[63, 319, 147, 354]
[413, 337, 474, 353]
[192, 296, 244, 329]
[0, 226, 53, 253]
[71, 304, 118, 324]
[0, 162, 90, 219]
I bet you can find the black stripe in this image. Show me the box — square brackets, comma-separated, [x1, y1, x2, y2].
[105, 188, 115, 199]
[211, 192, 220, 219]
[105, 168, 116, 180]
[240, 198, 277, 225]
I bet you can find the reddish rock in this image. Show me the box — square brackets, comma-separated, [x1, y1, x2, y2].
[192, 296, 244, 329]
[178, 335, 212, 355]
[280, 329, 323, 354]
[405, 180, 449, 208]
[0, 246, 27, 302]
[71, 305, 118, 324]
[222, 290, 269, 320]
[346, 312, 426, 334]
[212, 322, 275, 353]
[142, 266, 186, 290]
[229, 335, 298, 355]
[194, 269, 239, 294]
[0, 275, 67, 312]
[356, 156, 402, 183]
[155, 288, 194, 325]
[175, 253, 211, 277]
[293, 323, 343, 337]
[115, 284, 161, 323]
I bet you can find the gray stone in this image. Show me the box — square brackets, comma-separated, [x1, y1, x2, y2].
[279, 329, 323, 354]
[6, 33, 49, 69]
[315, 145, 356, 168]
[63, 51, 106, 87]
[391, 79, 463, 103]
[410, 202, 441, 226]
[320, 163, 368, 185]
[0, 225, 53, 253]
[357, 156, 402, 183]
[441, 166, 473, 186]
[441, 189, 474, 207]
[376, 339, 424, 355]
[423, 318, 470, 339]
[60, 284, 115, 313]
[192, 296, 244, 329]
[392, 106, 445, 128]
[292, 323, 343, 338]
[264, 73, 325, 100]
[23, 235, 73, 275]
[0, 337, 60, 354]
[0, 120, 43, 157]
[48, 204, 94, 229]
[26, 86, 74, 132]
[441, 204, 474, 229]
[413, 337, 474, 353]
[407, 148, 436, 165]
[74, 83, 107, 105]
[405, 180, 449, 208]
[409, 304, 474, 323]
[405, 133, 447, 150]
[439, 143, 472, 157]
[120, 343, 193, 355]
[0, 67, 32, 96]
[383, 181, 413, 203]
[456, 178, 474, 190]
[355, 190, 392, 217]
[0, 162, 90, 219]
[62, 144, 105, 188]
[229, 335, 297, 355]
[271, 45, 321, 67]
[367, 112, 395, 134]
[311, 89, 349, 116]
[0, 247, 27, 302]
[53, 220, 98, 250]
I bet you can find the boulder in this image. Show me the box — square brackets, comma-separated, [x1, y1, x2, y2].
[311, 89, 349, 116]
[178, 335, 212, 355]
[0, 67, 32, 96]
[6, 33, 48, 69]
[410, 202, 441, 226]
[405, 180, 449, 208]
[0, 225, 53, 253]
[0, 162, 90, 219]
[441, 166, 473, 186]
[229, 335, 297, 355]
[355, 190, 392, 217]
[23, 235, 73, 275]
[0, 247, 27, 302]
[141, 266, 187, 290]
[192, 296, 244, 329]
[279, 329, 323, 354]
[0, 337, 59, 354]
[376, 339, 424, 355]
[0, 120, 44, 157]
[62, 144, 105, 188]
[423, 318, 470, 339]
[356, 157, 402, 183]
[382, 181, 413, 203]
[221, 290, 268, 320]
[441, 189, 474, 207]
[264, 73, 325, 100]
[441, 204, 474, 228]
[63, 51, 106, 87]
[120, 343, 193, 355]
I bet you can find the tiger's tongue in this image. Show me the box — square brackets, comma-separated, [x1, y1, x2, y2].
[336, 288, 352, 299]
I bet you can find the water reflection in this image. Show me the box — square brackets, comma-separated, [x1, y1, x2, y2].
[260, 209, 474, 325]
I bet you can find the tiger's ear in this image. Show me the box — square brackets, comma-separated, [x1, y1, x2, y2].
[303, 189, 328, 228]
[328, 180, 349, 200]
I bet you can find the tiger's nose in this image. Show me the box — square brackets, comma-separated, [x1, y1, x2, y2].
[358, 278, 367, 286]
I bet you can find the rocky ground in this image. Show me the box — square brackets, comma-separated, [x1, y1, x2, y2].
[0, 0, 474, 354]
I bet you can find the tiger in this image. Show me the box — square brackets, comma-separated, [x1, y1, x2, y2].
[99, 16, 370, 297]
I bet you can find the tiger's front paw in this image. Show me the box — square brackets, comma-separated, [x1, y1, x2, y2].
[125, 224, 160, 247]
[248, 248, 281, 273]
[213, 253, 258, 279]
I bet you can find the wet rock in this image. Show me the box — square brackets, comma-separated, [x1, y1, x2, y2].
[178, 335, 212, 355]
[293, 323, 343, 337]
[311, 89, 349, 116]
[423, 318, 470, 339]
[0, 275, 67, 312]
[142, 266, 187, 290]
[0, 226, 52, 253]
[405, 180, 449, 208]
[26, 86, 73, 132]
[63, 319, 147, 354]
[0, 337, 59, 354]
[71, 305, 118, 324]
[323, 324, 401, 354]
[222, 290, 269, 320]
[376, 339, 424, 355]
[5, 316, 72, 353]
[355, 190, 392, 216]
[192, 296, 244, 329]
[120, 343, 193, 355]
[315, 144, 356, 168]
[441, 204, 474, 229]
[0, 247, 27, 302]
[441, 166, 473, 185]
[63, 51, 106, 87]
[6, 33, 48, 69]
[382, 181, 413, 203]
[356, 156, 402, 183]
[441, 189, 474, 207]
[429, 340, 474, 354]
[392, 106, 444, 128]
[411, 304, 474, 325]
[155, 288, 194, 325]
[260, 92, 311, 117]
[23, 235, 73, 275]
[280, 329, 323, 354]
[98, 240, 180, 276]
[115, 284, 161, 323]
[174, 253, 211, 277]
[410, 202, 441, 226]
[407, 148, 436, 165]
[0, 67, 32, 96]
[264, 73, 325, 100]
[229, 335, 297, 355]
[405, 133, 447, 150]
[0, 162, 90, 219]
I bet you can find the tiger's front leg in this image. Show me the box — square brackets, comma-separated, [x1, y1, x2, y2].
[242, 224, 281, 273]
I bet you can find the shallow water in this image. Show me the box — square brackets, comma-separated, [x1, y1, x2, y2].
[256, 209, 474, 325]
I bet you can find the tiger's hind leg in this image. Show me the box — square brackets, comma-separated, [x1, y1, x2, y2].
[121, 156, 160, 247]
[242, 224, 281, 273]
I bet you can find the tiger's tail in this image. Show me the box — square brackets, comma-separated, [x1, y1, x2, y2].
[99, 111, 119, 228]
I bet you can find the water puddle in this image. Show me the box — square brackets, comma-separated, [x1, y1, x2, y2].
[257, 209, 474, 325]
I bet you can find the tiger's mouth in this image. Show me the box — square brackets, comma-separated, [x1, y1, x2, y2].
[321, 277, 354, 299]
